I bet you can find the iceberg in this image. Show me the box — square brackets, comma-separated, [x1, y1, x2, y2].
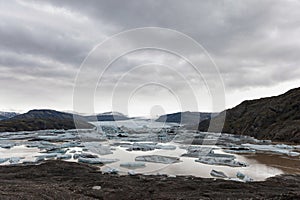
[242, 143, 300, 156]
[210, 169, 228, 178]
[9, 157, 24, 164]
[120, 162, 146, 169]
[78, 157, 118, 164]
[135, 155, 180, 164]
[102, 168, 119, 174]
[83, 142, 113, 155]
[57, 154, 72, 160]
[195, 153, 247, 167]
[0, 158, 9, 164]
[236, 171, 253, 182]
[128, 170, 136, 176]
[73, 153, 98, 159]
[126, 143, 156, 151]
[223, 146, 256, 154]
[155, 144, 176, 150]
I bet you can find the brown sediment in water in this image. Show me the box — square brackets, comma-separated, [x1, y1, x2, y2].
[0, 160, 299, 199]
[245, 153, 300, 174]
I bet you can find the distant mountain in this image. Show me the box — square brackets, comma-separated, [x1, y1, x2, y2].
[156, 111, 218, 125]
[0, 111, 19, 119]
[198, 87, 300, 143]
[0, 115, 7, 121]
[85, 112, 130, 122]
[0, 109, 94, 132]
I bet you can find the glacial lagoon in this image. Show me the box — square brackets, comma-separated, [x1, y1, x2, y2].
[0, 119, 299, 182]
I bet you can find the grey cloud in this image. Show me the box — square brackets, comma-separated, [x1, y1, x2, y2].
[1, 0, 300, 113]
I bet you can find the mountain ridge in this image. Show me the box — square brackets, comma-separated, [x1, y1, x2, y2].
[198, 87, 300, 143]
[0, 109, 94, 132]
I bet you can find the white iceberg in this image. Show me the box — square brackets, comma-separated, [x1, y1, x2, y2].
[135, 155, 180, 164]
[236, 171, 253, 182]
[120, 162, 146, 169]
[210, 169, 228, 178]
[78, 157, 119, 164]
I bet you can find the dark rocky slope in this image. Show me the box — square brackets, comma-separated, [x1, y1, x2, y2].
[0, 109, 94, 132]
[198, 87, 300, 143]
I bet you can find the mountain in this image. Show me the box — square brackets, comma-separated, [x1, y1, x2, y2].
[0, 111, 19, 119]
[0, 109, 94, 132]
[0, 115, 7, 121]
[85, 112, 130, 121]
[198, 87, 300, 143]
[156, 111, 218, 125]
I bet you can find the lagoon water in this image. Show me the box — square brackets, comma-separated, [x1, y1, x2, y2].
[0, 119, 299, 181]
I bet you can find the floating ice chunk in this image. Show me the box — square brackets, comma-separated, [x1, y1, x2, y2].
[35, 153, 58, 160]
[275, 144, 294, 149]
[9, 157, 24, 164]
[155, 144, 176, 150]
[83, 142, 113, 155]
[287, 151, 300, 157]
[0, 158, 9, 164]
[168, 174, 176, 178]
[102, 168, 119, 174]
[78, 157, 118, 164]
[195, 155, 247, 167]
[127, 143, 156, 151]
[223, 146, 256, 154]
[128, 170, 136, 176]
[0, 142, 15, 149]
[92, 186, 102, 190]
[120, 162, 146, 169]
[236, 171, 253, 182]
[242, 144, 299, 156]
[135, 155, 180, 164]
[60, 141, 83, 148]
[73, 153, 98, 159]
[181, 146, 215, 158]
[57, 154, 72, 160]
[210, 170, 228, 178]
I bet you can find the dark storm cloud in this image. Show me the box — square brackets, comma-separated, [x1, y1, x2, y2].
[0, 0, 300, 113]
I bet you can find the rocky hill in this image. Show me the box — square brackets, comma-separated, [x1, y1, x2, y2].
[156, 111, 217, 125]
[198, 87, 300, 143]
[0, 109, 94, 132]
[84, 112, 130, 121]
[0, 111, 19, 119]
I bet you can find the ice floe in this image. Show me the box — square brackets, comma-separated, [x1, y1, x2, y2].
[135, 155, 180, 164]
[210, 169, 228, 178]
[78, 157, 119, 164]
[242, 143, 300, 156]
[120, 162, 146, 169]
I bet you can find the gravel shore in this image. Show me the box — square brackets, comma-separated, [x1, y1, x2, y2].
[0, 160, 299, 199]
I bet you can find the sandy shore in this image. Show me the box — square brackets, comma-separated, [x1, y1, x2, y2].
[0, 160, 299, 199]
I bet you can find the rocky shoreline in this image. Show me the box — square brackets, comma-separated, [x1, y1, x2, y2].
[0, 160, 299, 199]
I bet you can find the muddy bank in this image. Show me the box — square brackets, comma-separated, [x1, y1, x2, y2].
[0, 161, 299, 199]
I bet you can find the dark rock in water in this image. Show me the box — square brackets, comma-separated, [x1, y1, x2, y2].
[0, 109, 94, 132]
[198, 87, 300, 143]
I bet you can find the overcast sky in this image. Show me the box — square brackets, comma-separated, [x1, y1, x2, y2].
[1, 0, 300, 116]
